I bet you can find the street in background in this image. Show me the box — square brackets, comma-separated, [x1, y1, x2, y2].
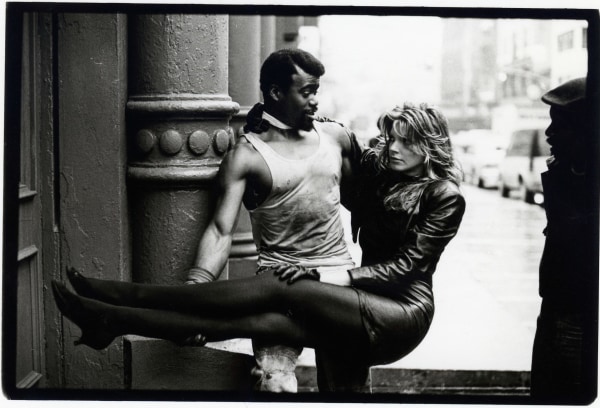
[499, 128, 550, 205]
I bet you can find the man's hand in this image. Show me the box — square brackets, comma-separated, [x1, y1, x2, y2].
[272, 264, 320, 285]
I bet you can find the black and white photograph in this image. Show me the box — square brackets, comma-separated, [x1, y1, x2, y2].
[3, 1, 599, 405]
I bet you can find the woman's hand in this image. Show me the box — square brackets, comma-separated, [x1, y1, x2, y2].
[272, 264, 320, 285]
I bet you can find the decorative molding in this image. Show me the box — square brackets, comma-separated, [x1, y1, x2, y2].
[136, 129, 156, 154]
[127, 94, 239, 118]
[158, 130, 183, 155]
[213, 129, 230, 155]
[188, 130, 211, 155]
[128, 162, 220, 184]
[133, 127, 234, 157]
[231, 106, 251, 119]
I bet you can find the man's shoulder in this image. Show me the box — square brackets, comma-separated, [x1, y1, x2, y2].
[314, 117, 353, 148]
[314, 116, 349, 134]
[221, 138, 262, 173]
[230, 137, 255, 156]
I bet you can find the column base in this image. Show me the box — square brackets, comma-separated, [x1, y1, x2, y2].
[123, 336, 256, 391]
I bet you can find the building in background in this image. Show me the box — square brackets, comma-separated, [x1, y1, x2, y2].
[440, 19, 498, 134]
[550, 19, 588, 86]
[440, 18, 588, 141]
[316, 15, 443, 143]
[492, 20, 554, 140]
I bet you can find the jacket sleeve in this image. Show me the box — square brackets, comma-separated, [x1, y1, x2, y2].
[348, 183, 466, 291]
[340, 129, 367, 212]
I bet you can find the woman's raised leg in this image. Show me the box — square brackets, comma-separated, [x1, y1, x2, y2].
[66, 268, 364, 335]
[52, 280, 369, 351]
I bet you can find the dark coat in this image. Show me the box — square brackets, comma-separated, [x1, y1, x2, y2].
[538, 162, 597, 312]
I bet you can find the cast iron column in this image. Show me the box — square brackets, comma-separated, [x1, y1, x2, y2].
[260, 15, 276, 63]
[229, 15, 261, 135]
[127, 14, 238, 284]
[227, 15, 261, 279]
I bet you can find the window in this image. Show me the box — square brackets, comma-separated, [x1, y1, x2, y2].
[583, 27, 588, 48]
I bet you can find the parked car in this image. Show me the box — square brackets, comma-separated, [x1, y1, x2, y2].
[460, 138, 506, 189]
[498, 128, 550, 204]
[453, 130, 506, 189]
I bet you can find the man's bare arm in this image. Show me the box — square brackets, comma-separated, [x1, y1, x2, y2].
[186, 145, 249, 283]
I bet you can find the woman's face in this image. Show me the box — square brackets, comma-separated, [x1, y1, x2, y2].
[387, 121, 426, 176]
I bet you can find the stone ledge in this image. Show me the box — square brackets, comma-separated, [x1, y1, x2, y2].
[123, 336, 530, 396]
[123, 336, 256, 391]
[297, 365, 530, 395]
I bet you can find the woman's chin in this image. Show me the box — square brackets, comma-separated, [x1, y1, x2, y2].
[388, 162, 405, 173]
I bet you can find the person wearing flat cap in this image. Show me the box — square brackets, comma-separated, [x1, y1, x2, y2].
[530, 77, 598, 403]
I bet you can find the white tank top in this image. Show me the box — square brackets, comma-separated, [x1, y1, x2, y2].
[244, 123, 354, 270]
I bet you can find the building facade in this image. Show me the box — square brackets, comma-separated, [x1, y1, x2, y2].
[440, 18, 498, 133]
[550, 19, 589, 86]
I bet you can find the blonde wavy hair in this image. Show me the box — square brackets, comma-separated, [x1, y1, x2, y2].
[372, 102, 462, 211]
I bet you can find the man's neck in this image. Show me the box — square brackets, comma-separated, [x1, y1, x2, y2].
[262, 111, 292, 130]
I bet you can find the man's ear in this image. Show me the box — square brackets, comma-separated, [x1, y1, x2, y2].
[269, 85, 282, 102]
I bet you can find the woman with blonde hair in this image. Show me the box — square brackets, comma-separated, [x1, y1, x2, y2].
[52, 102, 465, 382]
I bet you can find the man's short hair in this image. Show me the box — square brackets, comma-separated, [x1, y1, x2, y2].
[259, 49, 325, 100]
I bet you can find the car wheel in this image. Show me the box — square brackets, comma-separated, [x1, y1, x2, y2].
[523, 187, 535, 204]
[477, 177, 485, 188]
[499, 181, 510, 197]
[518, 183, 535, 203]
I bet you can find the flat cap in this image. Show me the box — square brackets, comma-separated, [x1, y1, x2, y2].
[541, 77, 586, 111]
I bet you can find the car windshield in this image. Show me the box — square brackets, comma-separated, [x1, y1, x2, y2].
[507, 130, 534, 156]
[507, 129, 551, 157]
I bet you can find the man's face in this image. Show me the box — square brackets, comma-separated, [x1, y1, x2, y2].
[274, 66, 320, 131]
[546, 107, 576, 158]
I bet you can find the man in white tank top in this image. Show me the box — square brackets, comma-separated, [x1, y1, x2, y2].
[186, 49, 367, 392]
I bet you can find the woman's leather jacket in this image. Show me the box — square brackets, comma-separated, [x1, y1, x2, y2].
[345, 149, 466, 300]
